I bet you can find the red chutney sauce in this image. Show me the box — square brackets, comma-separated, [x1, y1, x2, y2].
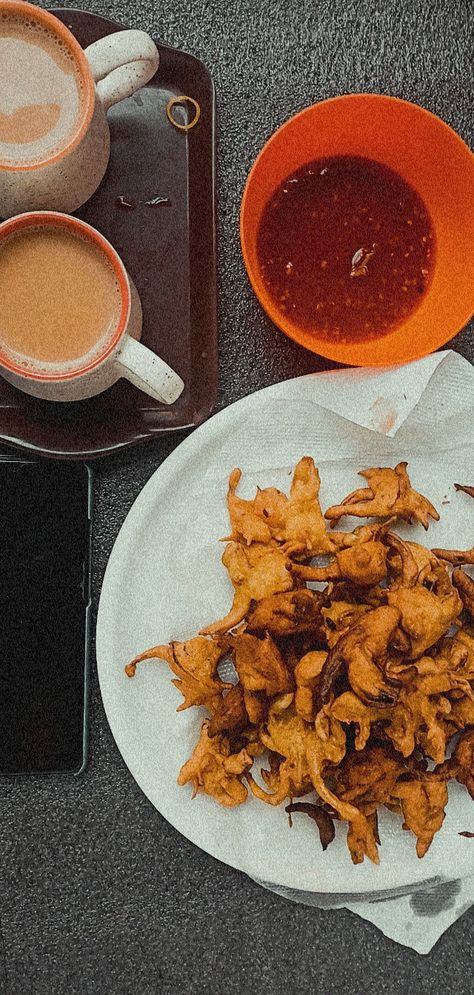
[256, 156, 435, 342]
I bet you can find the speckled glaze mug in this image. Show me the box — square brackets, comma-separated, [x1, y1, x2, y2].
[0, 0, 159, 218]
[0, 211, 185, 404]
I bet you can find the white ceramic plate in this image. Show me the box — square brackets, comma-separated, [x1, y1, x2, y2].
[96, 372, 474, 897]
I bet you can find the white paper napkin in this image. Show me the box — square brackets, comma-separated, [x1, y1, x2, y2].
[204, 350, 473, 483]
[254, 872, 474, 954]
[266, 351, 448, 437]
[345, 874, 474, 952]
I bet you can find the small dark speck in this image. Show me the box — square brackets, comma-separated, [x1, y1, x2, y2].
[459, 831, 474, 838]
[132, 93, 144, 107]
[442, 500, 450, 505]
[403, 393, 407, 400]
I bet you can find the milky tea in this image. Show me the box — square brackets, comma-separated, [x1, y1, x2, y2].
[0, 8, 85, 165]
[0, 225, 123, 374]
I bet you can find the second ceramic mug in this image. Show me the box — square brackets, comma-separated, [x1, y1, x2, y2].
[0, 0, 160, 217]
[0, 211, 185, 404]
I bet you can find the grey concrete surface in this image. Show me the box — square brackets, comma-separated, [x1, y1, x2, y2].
[0, 1, 472, 992]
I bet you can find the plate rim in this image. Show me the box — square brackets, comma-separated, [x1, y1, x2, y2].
[96, 370, 473, 897]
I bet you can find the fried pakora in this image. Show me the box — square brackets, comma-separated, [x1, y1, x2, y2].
[125, 636, 228, 712]
[318, 605, 401, 705]
[225, 457, 336, 555]
[200, 541, 295, 634]
[330, 691, 389, 750]
[246, 696, 313, 804]
[216, 631, 293, 697]
[325, 462, 439, 529]
[390, 778, 448, 858]
[225, 467, 284, 546]
[246, 588, 325, 636]
[452, 568, 474, 620]
[306, 709, 380, 864]
[455, 484, 474, 499]
[321, 600, 371, 647]
[178, 721, 253, 806]
[332, 743, 414, 809]
[293, 540, 389, 587]
[384, 680, 454, 764]
[294, 651, 328, 721]
[432, 545, 474, 566]
[270, 457, 336, 555]
[447, 729, 474, 798]
[207, 684, 247, 737]
[387, 584, 462, 658]
[126, 456, 474, 866]
[285, 801, 336, 851]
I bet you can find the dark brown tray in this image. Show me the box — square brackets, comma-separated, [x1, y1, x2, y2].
[0, 9, 217, 459]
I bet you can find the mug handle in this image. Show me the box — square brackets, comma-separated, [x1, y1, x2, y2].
[84, 30, 160, 112]
[115, 336, 185, 405]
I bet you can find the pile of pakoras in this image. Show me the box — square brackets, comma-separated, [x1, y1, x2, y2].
[126, 458, 474, 865]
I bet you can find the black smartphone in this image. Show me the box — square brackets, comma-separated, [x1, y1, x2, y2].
[0, 457, 92, 775]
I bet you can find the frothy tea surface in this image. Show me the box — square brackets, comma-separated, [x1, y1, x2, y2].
[0, 225, 123, 373]
[0, 11, 84, 165]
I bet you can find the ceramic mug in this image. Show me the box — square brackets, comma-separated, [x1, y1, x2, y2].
[0, 0, 160, 217]
[0, 211, 185, 404]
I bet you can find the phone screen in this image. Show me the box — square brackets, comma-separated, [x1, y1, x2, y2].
[0, 458, 92, 774]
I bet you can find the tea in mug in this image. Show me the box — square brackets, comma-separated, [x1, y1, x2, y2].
[0, 8, 85, 165]
[0, 225, 122, 373]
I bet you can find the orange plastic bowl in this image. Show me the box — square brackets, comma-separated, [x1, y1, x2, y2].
[240, 94, 474, 366]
